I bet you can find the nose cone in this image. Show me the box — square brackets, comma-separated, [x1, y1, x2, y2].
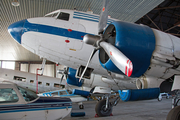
[8, 19, 26, 44]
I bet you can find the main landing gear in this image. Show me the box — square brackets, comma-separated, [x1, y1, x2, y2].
[91, 87, 120, 117]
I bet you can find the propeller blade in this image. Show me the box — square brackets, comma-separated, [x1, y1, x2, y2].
[60, 74, 64, 83]
[79, 48, 98, 82]
[100, 42, 133, 77]
[98, 0, 109, 34]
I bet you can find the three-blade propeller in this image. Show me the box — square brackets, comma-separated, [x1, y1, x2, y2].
[80, 0, 133, 81]
[98, 0, 109, 34]
[57, 67, 69, 83]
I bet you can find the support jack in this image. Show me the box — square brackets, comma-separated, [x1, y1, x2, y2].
[36, 58, 46, 94]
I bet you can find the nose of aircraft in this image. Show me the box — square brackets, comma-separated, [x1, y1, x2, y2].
[8, 19, 26, 44]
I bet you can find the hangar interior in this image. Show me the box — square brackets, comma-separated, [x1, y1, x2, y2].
[1, 0, 180, 78]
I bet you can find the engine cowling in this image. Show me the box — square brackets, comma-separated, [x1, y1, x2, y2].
[99, 21, 156, 77]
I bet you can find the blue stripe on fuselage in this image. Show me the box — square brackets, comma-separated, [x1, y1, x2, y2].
[0, 106, 72, 113]
[73, 11, 115, 24]
[22, 20, 87, 40]
[0, 102, 72, 113]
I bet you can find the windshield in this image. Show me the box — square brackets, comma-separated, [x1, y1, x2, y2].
[45, 12, 59, 17]
[0, 88, 19, 103]
[17, 86, 38, 102]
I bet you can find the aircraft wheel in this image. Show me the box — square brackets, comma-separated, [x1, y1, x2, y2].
[79, 104, 84, 109]
[166, 106, 180, 120]
[95, 99, 112, 117]
[157, 97, 162, 102]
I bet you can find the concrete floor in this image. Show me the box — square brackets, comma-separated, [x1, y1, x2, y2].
[64, 98, 172, 120]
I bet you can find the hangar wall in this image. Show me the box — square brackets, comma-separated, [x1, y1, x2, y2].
[0, 60, 65, 78]
[20, 63, 65, 78]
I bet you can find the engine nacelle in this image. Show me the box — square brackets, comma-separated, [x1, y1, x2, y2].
[66, 68, 84, 87]
[99, 21, 155, 77]
[136, 76, 164, 89]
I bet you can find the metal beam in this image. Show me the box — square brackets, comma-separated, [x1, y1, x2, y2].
[146, 15, 160, 30]
[169, 33, 180, 36]
[154, 5, 180, 10]
[147, 0, 175, 25]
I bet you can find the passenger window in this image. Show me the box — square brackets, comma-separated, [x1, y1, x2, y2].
[46, 83, 50, 86]
[54, 83, 60, 88]
[0, 88, 19, 103]
[67, 90, 72, 94]
[59, 91, 67, 95]
[14, 76, 26, 82]
[54, 83, 65, 88]
[51, 92, 58, 96]
[30, 80, 34, 83]
[38, 81, 42, 85]
[57, 12, 70, 21]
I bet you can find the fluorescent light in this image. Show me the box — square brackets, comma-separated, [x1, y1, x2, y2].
[11, 0, 20, 7]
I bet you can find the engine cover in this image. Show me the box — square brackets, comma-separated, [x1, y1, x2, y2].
[118, 88, 160, 102]
[99, 21, 156, 77]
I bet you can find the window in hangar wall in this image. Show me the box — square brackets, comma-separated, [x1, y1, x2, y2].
[2, 61, 15, 70]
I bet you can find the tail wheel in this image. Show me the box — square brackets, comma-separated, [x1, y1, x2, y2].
[95, 99, 112, 117]
[166, 106, 180, 120]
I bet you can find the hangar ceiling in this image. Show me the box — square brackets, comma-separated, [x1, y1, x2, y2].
[0, 0, 166, 61]
[136, 0, 180, 37]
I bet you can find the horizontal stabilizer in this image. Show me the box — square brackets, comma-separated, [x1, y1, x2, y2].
[119, 88, 160, 102]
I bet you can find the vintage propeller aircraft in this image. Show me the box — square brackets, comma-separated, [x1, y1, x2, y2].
[8, 0, 180, 119]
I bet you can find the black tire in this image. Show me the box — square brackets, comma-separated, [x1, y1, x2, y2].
[79, 105, 84, 109]
[166, 106, 180, 120]
[95, 99, 112, 117]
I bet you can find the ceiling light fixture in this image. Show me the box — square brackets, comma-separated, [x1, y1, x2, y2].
[11, 0, 20, 7]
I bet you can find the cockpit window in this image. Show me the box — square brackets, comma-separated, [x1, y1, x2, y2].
[52, 12, 58, 17]
[45, 14, 53, 17]
[45, 12, 58, 17]
[57, 12, 70, 21]
[17, 86, 38, 102]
